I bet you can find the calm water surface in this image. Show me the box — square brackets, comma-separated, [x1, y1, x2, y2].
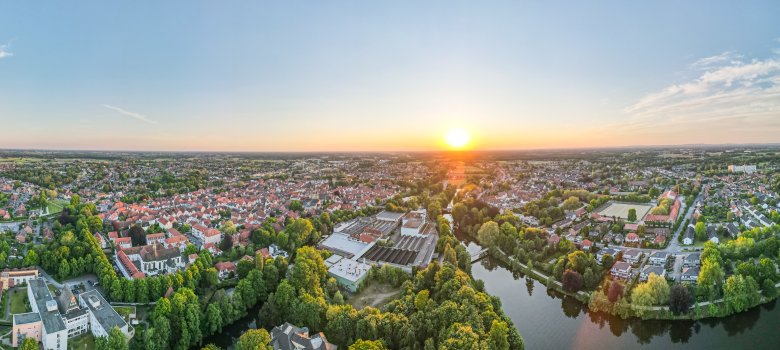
[468, 241, 780, 350]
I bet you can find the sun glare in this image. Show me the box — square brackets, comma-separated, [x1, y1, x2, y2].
[445, 128, 471, 149]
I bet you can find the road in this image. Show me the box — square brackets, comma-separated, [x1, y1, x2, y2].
[665, 193, 702, 253]
[37, 268, 96, 291]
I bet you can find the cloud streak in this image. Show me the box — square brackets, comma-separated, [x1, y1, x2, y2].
[0, 43, 13, 59]
[616, 46, 780, 136]
[102, 104, 157, 124]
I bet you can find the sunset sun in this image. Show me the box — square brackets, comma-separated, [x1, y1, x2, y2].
[445, 128, 471, 149]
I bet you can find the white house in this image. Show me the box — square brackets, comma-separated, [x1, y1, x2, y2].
[610, 261, 632, 280]
[681, 267, 700, 282]
[622, 249, 643, 265]
[648, 251, 669, 266]
[683, 226, 694, 246]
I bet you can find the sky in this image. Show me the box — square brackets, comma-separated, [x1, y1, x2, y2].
[1, 1, 780, 152]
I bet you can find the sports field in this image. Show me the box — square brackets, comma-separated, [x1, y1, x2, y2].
[597, 202, 653, 221]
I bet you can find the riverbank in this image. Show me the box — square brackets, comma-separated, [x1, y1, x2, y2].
[471, 257, 780, 350]
[487, 247, 780, 321]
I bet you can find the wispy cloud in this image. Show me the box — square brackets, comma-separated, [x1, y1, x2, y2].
[102, 104, 157, 124]
[616, 45, 780, 135]
[0, 42, 13, 59]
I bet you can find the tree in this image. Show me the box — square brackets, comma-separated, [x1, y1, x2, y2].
[566, 251, 590, 274]
[443, 244, 458, 266]
[723, 274, 760, 314]
[440, 323, 482, 350]
[627, 208, 637, 222]
[631, 273, 670, 306]
[698, 258, 724, 299]
[349, 340, 387, 350]
[129, 225, 146, 246]
[289, 247, 327, 296]
[107, 327, 129, 350]
[237, 259, 255, 279]
[562, 270, 583, 292]
[477, 221, 500, 248]
[601, 254, 614, 270]
[235, 329, 272, 350]
[452, 203, 468, 224]
[70, 194, 81, 207]
[583, 268, 597, 290]
[20, 338, 38, 350]
[220, 235, 234, 252]
[203, 267, 219, 288]
[607, 281, 624, 303]
[669, 284, 693, 315]
[562, 196, 580, 210]
[222, 221, 238, 235]
[289, 200, 304, 212]
[286, 218, 315, 248]
[487, 320, 510, 350]
[427, 201, 442, 222]
[762, 278, 777, 298]
[205, 304, 224, 335]
[24, 249, 39, 266]
[694, 221, 707, 242]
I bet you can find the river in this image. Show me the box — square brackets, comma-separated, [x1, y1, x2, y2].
[467, 241, 780, 349]
[201, 240, 780, 350]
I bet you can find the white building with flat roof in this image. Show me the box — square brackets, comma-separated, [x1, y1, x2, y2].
[14, 279, 132, 349]
[78, 289, 131, 338]
[326, 255, 371, 293]
[27, 279, 67, 350]
[728, 165, 757, 173]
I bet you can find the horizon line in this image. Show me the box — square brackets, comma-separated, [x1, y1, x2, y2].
[2, 142, 780, 154]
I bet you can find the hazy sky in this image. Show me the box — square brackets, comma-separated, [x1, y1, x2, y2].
[1, 1, 779, 151]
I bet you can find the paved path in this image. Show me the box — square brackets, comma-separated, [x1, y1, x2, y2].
[495, 248, 589, 299]
[36, 266, 64, 289]
[665, 194, 701, 253]
[110, 302, 157, 306]
[2, 288, 13, 320]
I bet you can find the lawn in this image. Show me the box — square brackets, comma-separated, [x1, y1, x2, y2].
[114, 306, 136, 322]
[9, 289, 30, 314]
[46, 199, 69, 216]
[348, 283, 402, 310]
[68, 333, 96, 350]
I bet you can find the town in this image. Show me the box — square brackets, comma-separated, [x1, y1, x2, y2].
[0, 146, 779, 350]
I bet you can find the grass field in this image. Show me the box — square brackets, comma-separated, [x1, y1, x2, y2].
[114, 306, 136, 322]
[9, 289, 30, 314]
[68, 333, 96, 350]
[45, 199, 69, 216]
[598, 202, 653, 221]
[0, 157, 43, 165]
[348, 283, 401, 310]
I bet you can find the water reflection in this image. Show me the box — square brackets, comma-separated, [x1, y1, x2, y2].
[471, 252, 780, 349]
[561, 296, 584, 319]
[668, 321, 694, 344]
